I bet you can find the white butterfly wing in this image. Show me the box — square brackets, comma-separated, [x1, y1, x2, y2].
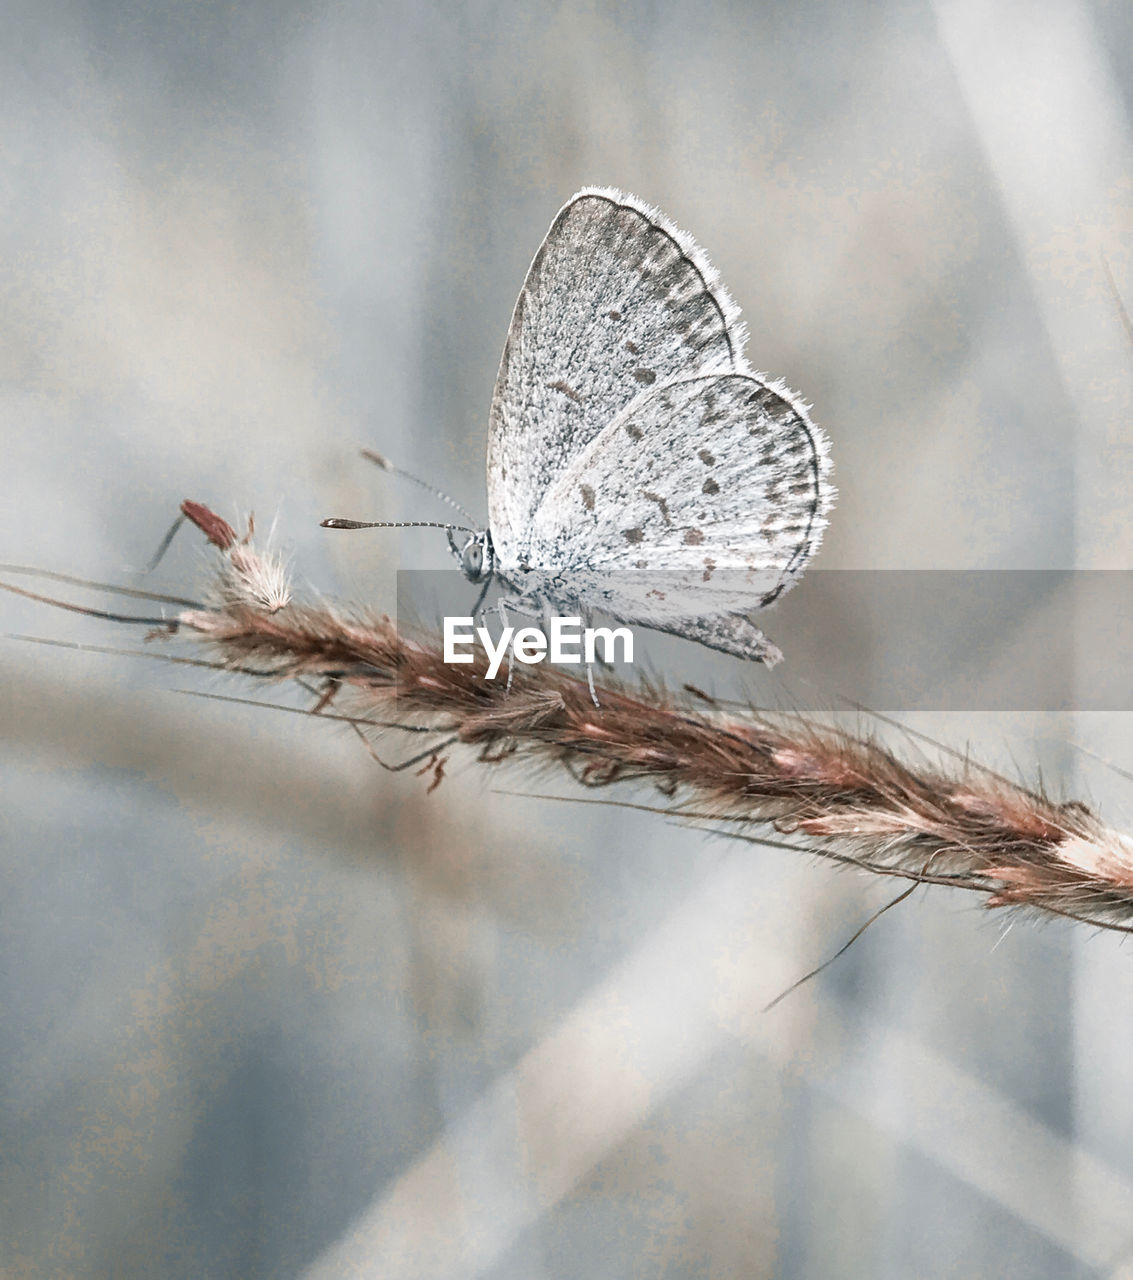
[487, 188, 747, 566]
[525, 372, 833, 623]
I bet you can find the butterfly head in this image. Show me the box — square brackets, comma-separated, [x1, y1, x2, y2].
[450, 528, 494, 584]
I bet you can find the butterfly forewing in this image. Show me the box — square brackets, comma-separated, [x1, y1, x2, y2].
[487, 188, 748, 565]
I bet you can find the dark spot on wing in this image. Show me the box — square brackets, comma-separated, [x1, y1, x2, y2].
[607, 309, 622, 321]
[642, 490, 671, 524]
[634, 559, 647, 569]
[625, 423, 643, 441]
[579, 483, 595, 511]
[702, 477, 719, 495]
[698, 449, 716, 466]
[547, 379, 581, 402]
[684, 529, 705, 545]
[633, 368, 657, 385]
[623, 527, 645, 544]
[624, 340, 640, 355]
[702, 557, 716, 582]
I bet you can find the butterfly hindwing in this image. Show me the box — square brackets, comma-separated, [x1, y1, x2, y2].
[525, 372, 832, 619]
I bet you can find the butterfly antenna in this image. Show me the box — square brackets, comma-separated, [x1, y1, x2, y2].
[321, 518, 475, 532]
[360, 449, 476, 524]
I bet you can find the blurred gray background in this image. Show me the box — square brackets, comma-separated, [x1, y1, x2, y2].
[3, 0, 1133, 1276]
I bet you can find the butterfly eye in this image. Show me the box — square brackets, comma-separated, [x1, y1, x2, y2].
[462, 540, 484, 581]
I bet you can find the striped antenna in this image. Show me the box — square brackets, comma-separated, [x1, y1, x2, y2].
[321, 518, 474, 532]
[360, 449, 475, 524]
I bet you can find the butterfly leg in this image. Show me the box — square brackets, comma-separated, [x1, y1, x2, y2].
[492, 597, 516, 694]
[498, 596, 535, 694]
[494, 596, 548, 694]
[470, 573, 493, 623]
[580, 608, 602, 709]
[585, 609, 615, 673]
[585, 660, 601, 708]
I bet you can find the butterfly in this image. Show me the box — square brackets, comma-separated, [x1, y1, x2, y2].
[327, 187, 834, 668]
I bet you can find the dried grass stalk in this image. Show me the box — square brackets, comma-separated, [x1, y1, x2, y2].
[10, 501, 1133, 934]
